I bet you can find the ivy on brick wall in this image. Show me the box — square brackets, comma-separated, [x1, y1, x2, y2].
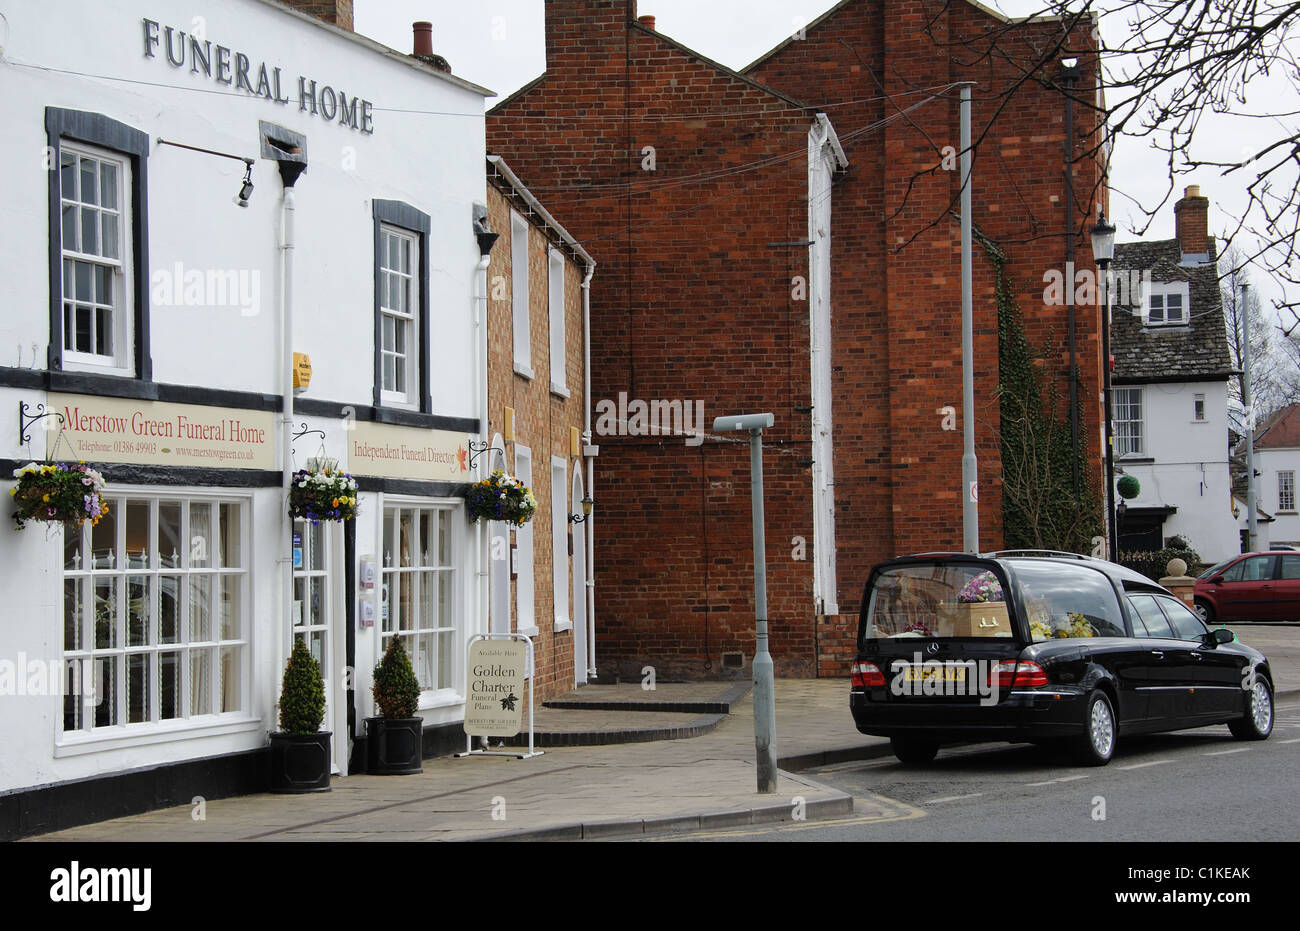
[979, 233, 1103, 553]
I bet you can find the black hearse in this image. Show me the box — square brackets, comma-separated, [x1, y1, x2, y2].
[851, 552, 1274, 766]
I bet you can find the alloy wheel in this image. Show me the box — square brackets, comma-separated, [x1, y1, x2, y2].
[1089, 696, 1115, 759]
[1251, 680, 1273, 734]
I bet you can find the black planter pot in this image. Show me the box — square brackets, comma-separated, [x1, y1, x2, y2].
[268, 731, 332, 793]
[365, 717, 424, 774]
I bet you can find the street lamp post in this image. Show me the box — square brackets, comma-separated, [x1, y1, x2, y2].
[1091, 213, 1118, 560]
[713, 412, 778, 793]
[1243, 281, 1258, 551]
[959, 82, 979, 552]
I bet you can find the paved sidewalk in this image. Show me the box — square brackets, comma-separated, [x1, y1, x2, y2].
[28, 678, 867, 842]
[26, 623, 1298, 842]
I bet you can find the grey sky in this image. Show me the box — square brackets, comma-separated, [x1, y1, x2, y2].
[353, 0, 1295, 323]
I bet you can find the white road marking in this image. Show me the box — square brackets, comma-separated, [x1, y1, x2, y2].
[1117, 758, 1175, 770]
[1025, 774, 1089, 786]
[1280, 738, 1300, 744]
[1204, 747, 1251, 756]
[922, 793, 983, 804]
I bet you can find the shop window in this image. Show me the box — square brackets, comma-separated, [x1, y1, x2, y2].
[380, 503, 458, 692]
[61, 495, 247, 734]
[372, 201, 430, 411]
[47, 108, 151, 379]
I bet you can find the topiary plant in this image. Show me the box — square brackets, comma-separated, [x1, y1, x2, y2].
[1117, 474, 1141, 500]
[278, 637, 326, 734]
[372, 638, 421, 719]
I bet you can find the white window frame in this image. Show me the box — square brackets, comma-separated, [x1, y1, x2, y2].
[378, 499, 462, 703]
[1280, 471, 1295, 512]
[551, 456, 571, 631]
[378, 224, 419, 409]
[548, 247, 567, 394]
[1114, 387, 1145, 456]
[514, 446, 536, 636]
[1194, 393, 1205, 422]
[511, 210, 533, 377]
[57, 490, 253, 753]
[59, 140, 134, 375]
[1145, 281, 1189, 326]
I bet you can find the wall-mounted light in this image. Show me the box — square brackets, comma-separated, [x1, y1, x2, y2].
[237, 159, 254, 207]
[157, 138, 256, 209]
[568, 495, 594, 524]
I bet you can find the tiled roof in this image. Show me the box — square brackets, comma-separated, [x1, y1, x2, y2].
[1253, 402, 1300, 449]
[1111, 237, 1235, 381]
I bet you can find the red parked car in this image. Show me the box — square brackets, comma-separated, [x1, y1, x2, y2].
[1194, 551, 1300, 623]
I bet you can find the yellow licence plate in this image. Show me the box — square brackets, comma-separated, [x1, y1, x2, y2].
[903, 665, 967, 682]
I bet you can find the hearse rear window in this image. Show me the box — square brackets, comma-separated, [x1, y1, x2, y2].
[1013, 562, 1126, 640]
[864, 564, 1013, 639]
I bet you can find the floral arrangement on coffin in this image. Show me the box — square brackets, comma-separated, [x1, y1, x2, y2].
[1064, 612, 1094, 638]
[901, 620, 936, 637]
[11, 462, 108, 529]
[289, 467, 358, 522]
[958, 570, 1004, 604]
[465, 469, 537, 527]
[1030, 612, 1095, 641]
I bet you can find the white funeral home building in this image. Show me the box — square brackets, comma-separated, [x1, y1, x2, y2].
[0, 0, 501, 838]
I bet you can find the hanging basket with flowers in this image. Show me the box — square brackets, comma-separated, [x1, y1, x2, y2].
[11, 462, 109, 529]
[289, 466, 358, 523]
[465, 469, 537, 526]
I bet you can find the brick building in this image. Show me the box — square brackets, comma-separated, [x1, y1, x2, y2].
[746, 0, 1108, 670]
[486, 0, 1107, 680]
[483, 155, 596, 706]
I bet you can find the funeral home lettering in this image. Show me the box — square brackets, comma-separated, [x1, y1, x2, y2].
[141, 18, 376, 134]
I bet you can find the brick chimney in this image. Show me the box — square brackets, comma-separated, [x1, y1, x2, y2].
[1174, 184, 1210, 260]
[278, 0, 354, 31]
[637, 14, 656, 30]
[545, 0, 637, 69]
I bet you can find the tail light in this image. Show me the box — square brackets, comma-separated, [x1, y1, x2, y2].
[851, 660, 886, 687]
[989, 659, 1049, 688]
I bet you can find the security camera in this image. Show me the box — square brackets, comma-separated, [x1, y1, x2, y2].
[712, 413, 774, 432]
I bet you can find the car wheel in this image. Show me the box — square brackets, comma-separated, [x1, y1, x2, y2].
[1228, 675, 1273, 740]
[1071, 690, 1116, 766]
[891, 736, 939, 765]
[1193, 600, 1214, 624]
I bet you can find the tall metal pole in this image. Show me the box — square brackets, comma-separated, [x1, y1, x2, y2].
[960, 83, 979, 552]
[1243, 281, 1258, 551]
[749, 425, 777, 793]
[1100, 257, 1117, 560]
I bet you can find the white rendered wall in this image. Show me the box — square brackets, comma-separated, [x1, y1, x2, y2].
[1254, 447, 1300, 545]
[0, 0, 489, 793]
[1116, 380, 1238, 563]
